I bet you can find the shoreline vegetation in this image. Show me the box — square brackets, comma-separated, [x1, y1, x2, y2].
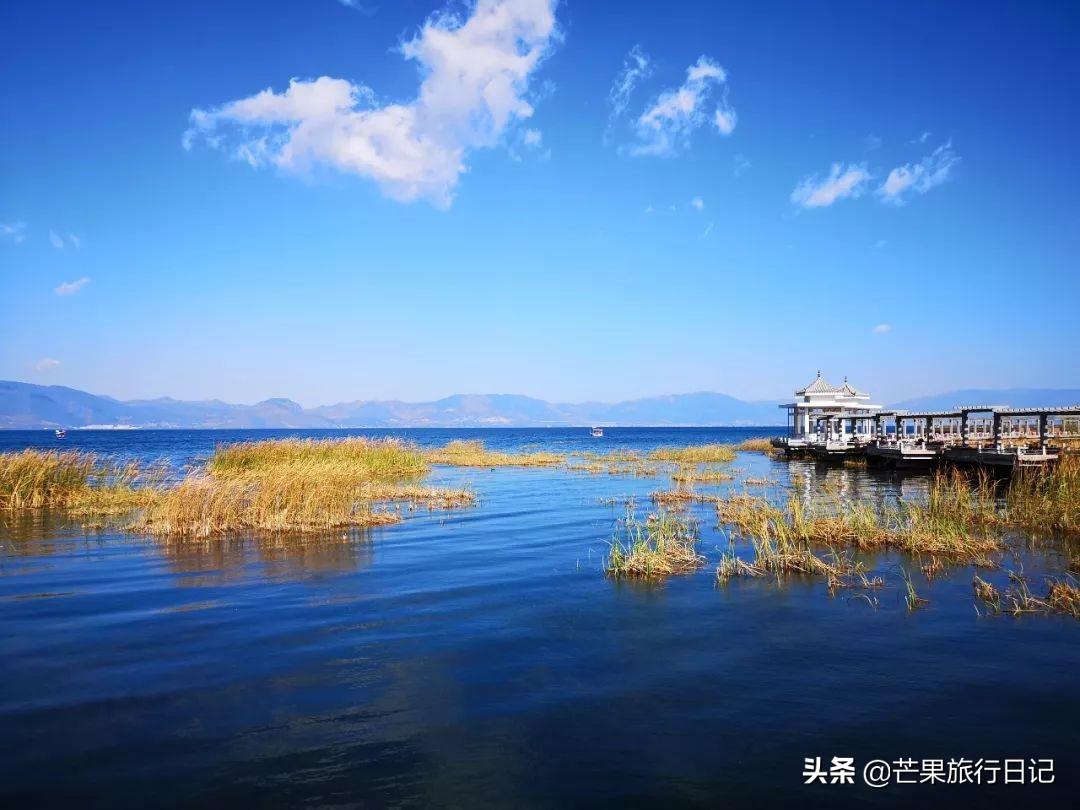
[0, 439, 475, 537]
[2, 437, 1076, 616]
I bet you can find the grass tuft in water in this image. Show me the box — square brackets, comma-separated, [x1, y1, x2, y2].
[1005, 454, 1079, 536]
[425, 439, 564, 468]
[0, 450, 156, 514]
[735, 438, 780, 455]
[606, 500, 704, 580]
[648, 444, 737, 464]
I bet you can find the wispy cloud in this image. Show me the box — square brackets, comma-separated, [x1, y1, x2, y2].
[1, 221, 27, 244]
[606, 45, 652, 137]
[911, 131, 932, 145]
[872, 239, 887, 250]
[701, 222, 714, 238]
[690, 196, 704, 211]
[625, 55, 736, 156]
[184, 0, 560, 207]
[733, 153, 750, 177]
[54, 277, 90, 295]
[872, 323, 892, 334]
[337, 0, 378, 15]
[790, 163, 871, 209]
[878, 142, 959, 204]
[644, 204, 654, 214]
[864, 134, 882, 151]
[48, 230, 81, 249]
[33, 358, 61, 373]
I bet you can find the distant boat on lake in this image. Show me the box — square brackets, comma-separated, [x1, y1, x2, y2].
[590, 427, 603, 438]
[54, 429, 67, 439]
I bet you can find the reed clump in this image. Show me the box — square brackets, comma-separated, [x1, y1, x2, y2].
[137, 437, 472, 537]
[607, 501, 704, 579]
[714, 470, 1006, 562]
[2, 439, 474, 538]
[648, 444, 737, 464]
[0, 450, 155, 514]
[671, 465, 733, 484]
[735, 437, 777, 453]
[652, 488, 727, 507]
[208, 436, 427, 481]
[568, 451, 660, 477]
[1005, 454, 1079, 536]
[973, 575, 1002, 614]
[426, 439, 564, 468]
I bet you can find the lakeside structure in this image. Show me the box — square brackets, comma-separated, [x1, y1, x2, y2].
[773, 373, 1080, 470]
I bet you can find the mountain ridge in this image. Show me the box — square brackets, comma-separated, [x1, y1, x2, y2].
[2, 380, 1077, 430]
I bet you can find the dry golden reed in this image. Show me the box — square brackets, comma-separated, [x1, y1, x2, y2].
[606, 501, 704, 580]
[425, 439, 564, 468]
[648, 444, 737, 464]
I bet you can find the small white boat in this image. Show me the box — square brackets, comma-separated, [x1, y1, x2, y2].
[55, 428, 67, 438]
[590, 427, 603, 438]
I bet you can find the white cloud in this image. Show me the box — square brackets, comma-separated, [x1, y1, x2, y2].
[872, 323, 892, 334]
[33, 358, 61, 372]
[790, 163, 871, 208]
[54, 277, 90, 295]
[338, 1, 378, 14]
[184, 0, 560, 207]
[878, 142, 959, 204]
[1, 221, 27, 244]
[627, 55, 736, 156]
[607, 45, 652, 126]
[690, 196, 704, 211]
[644, 204, 654, 214]
[713, 106, 736, 135]
[911, 131, 932, 144]
[522, 128, 542, 147]
[701, 222, 713, 238]
[48, 230, 81, 249]
[733, 153, 750, 177]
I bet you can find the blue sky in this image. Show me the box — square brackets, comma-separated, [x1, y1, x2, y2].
[2, 0, 1078, 407]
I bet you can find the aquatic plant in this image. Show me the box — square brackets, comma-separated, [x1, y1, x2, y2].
[670, 465, 732, 484]
[648, 444, 737, 464]
[136, 438, 472, 537]
[972, 575, 1002, 614]
[1005, 453, 1079, 536]
[900, 567, 928, 611]
[209, 436, 427, 481]
[734, 438, 778, 454]
[1, 439, 474, 538]
[0, 450, 153, 513]
[606, 501, 704, 580]
[714, 471, 1006, 563]
[426, 439, 564, 468]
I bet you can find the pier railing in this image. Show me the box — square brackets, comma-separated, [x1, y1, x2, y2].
[780, 404, 1080, 468]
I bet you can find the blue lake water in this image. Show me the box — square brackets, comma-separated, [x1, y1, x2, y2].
[0, 428, 1076, 805]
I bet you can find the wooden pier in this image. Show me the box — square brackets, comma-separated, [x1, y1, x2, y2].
[771, 378, 1080, 472]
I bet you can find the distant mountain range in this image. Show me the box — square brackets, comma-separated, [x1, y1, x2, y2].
[1, 380, 1078, 430]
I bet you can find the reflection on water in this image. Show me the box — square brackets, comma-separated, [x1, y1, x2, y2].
[0, 428, 1076, 805]
[161, 528, 379, 585]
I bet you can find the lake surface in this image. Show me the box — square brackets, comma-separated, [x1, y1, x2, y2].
[0, 428, 1076, 806]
